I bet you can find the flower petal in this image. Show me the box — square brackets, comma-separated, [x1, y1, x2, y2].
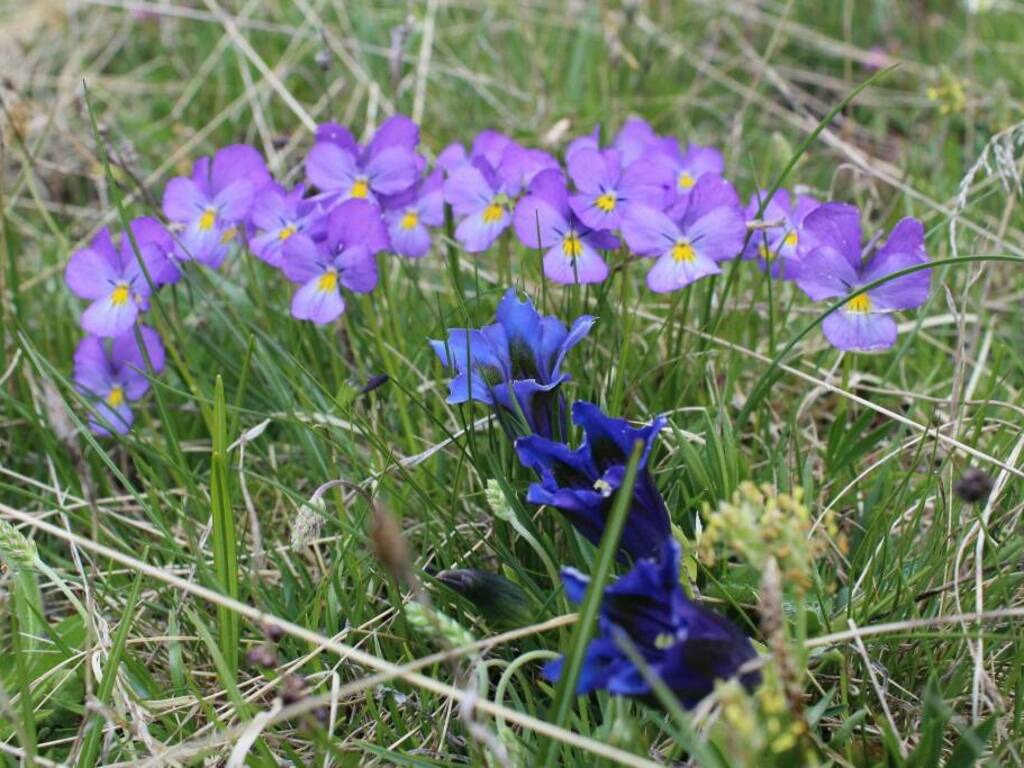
[822, 310, 897, 351]
[66, 230, 121, 299]
[645, 249, 720, 292]
[291, 276, 345, 324]
[861, 217, 930, 310]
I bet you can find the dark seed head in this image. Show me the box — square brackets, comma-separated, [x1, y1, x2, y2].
[263, 622, 285, 643]
[280, 674, 308, 705]
[955, 468, 993, 504]
[245, 645, 279, 668]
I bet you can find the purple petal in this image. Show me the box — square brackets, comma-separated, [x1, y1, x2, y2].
[686, 205, 746, 263]
[250, 183, 289, 230]
[81, 295, 139, 338]
[619, 160, 674, 209]
[213, 179, 254, 222]
[112, 325, 165, 399]
[498, 145, 559, 195]
[613, 117, 658, 165]
[801, 202, 862, 270]
[327, 199, 389, 253]
[281, 236, 327, 283]
[823, 310, 897, 352]
[416, 170, 445, 226]
[543, 240, 608, 284]
[90, 400, 134, 436]
[367, 114, 419, 156]
[570, 192, 621, 231]
[443, 163, 495, 216]
[73, 336, 115, 395]
[66, 230, 121, 299]
[861, 218, 930, 310]
[645, 249, 720, 292]
[291, 275, 346, 324]
[455, 209, 509, 252]
[387, 215, 432, 258]
[437, 142, 468, 173]
[525, 168, 569, 214]
[566, 125, 601, 163]
[681, 175, 740, 224]
[793, 244, 862, 301]
[366, 147, 421, 195]
[162, 177, 208, 222]
[621, 204, 679, 256]
[316, 122, 358, 154]
[338, 246, 378, 293]
[306, 142, 359, 193]
[513, 195, 566, 249]
[470, 130, 513, 168]
[211, 144, 270, 194]
[568, 147, 618, 195]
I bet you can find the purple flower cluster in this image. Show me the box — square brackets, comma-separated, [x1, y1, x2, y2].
[64, 113, 933, 434]
[431, 290, 759, 708]
[435, 119, 930, 352]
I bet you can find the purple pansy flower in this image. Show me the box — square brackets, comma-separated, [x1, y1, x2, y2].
[742, 188, 820, 278]
[249, 183, 325, 268]
[429, 289, 594, 439]
[567, 148, 667, 231]
[281, 199, 387, 325]
[634, 138, 725, 210]
[793, 203, 931, 352]
[381, 169, 444, 258]
[73, 325, 166, 435]
[162, 144, 271, 268]
[443, 158, 517, 253]
[305, 115, 422, 207]
[513, 169, 619, 285]
[65, 218, 176, 338]
[544, 540, 759, 705]
[515, 401, 671, 563]
[621, 175, 746, 292]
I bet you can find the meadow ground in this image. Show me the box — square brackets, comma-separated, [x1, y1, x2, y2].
[1, 1, 1024, 766]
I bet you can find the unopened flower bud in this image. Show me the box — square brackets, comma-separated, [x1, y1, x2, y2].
[436, 569, 535, 630]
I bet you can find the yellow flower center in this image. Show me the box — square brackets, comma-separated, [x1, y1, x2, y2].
[562, 232, 583, 259]
[278, 224, 296, 241]
[482, 201, 504, 224]
[595, 192, 616, 212]
[110, 283, 131, 306]
[783, 231, 798, 248]
[198, 208, 217, 232]
[672, 241, 696, 262]
[220, 226, 238, 244]
[317, 269, 338, 293]
[677, 171, 695, 190]
[350, 178, 369, 199]
[400, 210, 419, 230]
[847, 293, 872, 313]
[106, 386, 125, 407]
[758, 243, 774, 262]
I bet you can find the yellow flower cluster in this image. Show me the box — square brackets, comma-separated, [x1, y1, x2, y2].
[699, 482, 836, 596]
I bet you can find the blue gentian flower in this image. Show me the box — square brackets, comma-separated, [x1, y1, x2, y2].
[514, 401, 671, 562]
[545, 540, 760, 706]
[430, 289, 594, 438]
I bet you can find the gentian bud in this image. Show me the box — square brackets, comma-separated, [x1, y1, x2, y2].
[436, 569, 535, 630]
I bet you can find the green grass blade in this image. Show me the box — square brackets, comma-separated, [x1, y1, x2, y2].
[210, 374, 240, 677]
